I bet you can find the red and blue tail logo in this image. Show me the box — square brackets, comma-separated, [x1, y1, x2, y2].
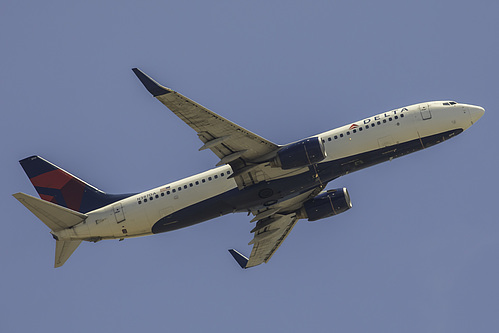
[19, 156, 134, 213]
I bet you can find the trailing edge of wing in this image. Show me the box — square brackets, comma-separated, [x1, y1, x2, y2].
[245, 213, 299, 268]
[132, 68, 172, 97]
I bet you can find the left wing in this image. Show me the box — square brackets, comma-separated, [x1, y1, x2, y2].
[246, 213, 300, 268]
[229, 186, 326, 269]
[132, 68, 282, 188]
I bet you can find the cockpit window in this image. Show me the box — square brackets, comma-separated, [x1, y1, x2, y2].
[443, 101, 457, 106]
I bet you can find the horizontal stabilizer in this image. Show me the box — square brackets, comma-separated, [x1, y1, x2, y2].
[13, 192, 87, 232]
[132, 68, 171, 97]
[228, 249, 249, 269]
[55, 240, 82, 268]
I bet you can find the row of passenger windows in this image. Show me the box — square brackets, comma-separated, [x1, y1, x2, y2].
[137, 170, 231, 204]
[326, 114, 405, 142]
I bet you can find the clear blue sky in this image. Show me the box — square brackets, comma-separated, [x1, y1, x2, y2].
[2, 1, 498, 332]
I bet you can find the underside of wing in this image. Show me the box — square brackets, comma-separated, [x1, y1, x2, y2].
[230, 186, 326, 269]
[132, 68, 283, 188]
[246, 213, 299, 268]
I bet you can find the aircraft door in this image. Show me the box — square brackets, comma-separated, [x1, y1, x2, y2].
[113, 203, 126, 223]
[420, 104, 432, 120]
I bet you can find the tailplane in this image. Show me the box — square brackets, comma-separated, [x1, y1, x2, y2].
[13, 192, 88, 267]
[55, 240, 82, 268]
[13, 192, 87, 231]
[19, 156, 134, 213]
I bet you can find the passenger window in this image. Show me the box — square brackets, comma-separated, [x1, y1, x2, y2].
[167, 191, 170, 195]
[155, 194, 159, 198]
[149, 197, 153, 201]
[202, 179, 206, 183]
[214, 175, 218, 179]
[334, 135, 338, 139]
[328, 137, 331, 141]
[172, 189, 176, 193]
[400, 114, 404, 118]
[178, 187, 181, 191]
[190, 183, 193, 187]
[346, 131, 350, 135]
[144, 199, 147, 202]
[366, 125, 369, 129]
[394, 116, 398, 119]
[195, 181, 199, 185]
[340, 133, 344, 137]
[389, 118, 392, 121]
[359, 127, 362, 131]
[221, 173, 224, 177]
[138, 201, 142, 204]
[208, 177, 212, 181]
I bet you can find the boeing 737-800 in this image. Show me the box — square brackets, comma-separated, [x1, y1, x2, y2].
[13, 68, 484, 268]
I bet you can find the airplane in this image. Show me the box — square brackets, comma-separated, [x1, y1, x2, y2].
[13, 68, 485, 268]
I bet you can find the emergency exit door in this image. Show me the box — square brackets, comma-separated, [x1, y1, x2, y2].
[113, 203, 126, 223]
[420, 104, 432, 120]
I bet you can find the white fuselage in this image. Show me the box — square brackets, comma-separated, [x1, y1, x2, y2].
[54, 101, 483, 242]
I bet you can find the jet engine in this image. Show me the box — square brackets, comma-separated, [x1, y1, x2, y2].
[271, 137, 326, 170]
[297, 188, 352, 221]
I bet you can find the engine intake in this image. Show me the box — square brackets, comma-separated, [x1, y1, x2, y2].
[271, 137, 326, 170]
[298, 188, 352, 221]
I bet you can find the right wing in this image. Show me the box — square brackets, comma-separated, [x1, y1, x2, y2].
[133, 68, 289, 188]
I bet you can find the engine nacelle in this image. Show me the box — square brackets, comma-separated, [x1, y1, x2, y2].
[271, 137, 327, 170]
[297, 188, 352, 222]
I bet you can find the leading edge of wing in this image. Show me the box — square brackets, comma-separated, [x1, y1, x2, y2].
[132, 68, 172, 97]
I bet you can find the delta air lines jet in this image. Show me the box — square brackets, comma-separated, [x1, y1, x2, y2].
[13, 68, 484, 268]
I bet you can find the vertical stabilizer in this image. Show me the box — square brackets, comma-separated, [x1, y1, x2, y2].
[19, 156, 135, 213]
[55, 240, 82, 268]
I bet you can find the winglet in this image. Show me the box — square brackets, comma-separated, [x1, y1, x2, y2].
[132, 68, 171, 97]
[228, 249, 248, 269]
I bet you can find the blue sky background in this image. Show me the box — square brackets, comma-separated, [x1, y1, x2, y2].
[2, 1, 498, 332]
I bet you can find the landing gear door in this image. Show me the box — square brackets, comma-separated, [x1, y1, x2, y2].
[420, 104, 432, 120]
[113, 203, 126, 223]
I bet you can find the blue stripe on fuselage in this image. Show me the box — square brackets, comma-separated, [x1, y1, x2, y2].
[151, 128, 463, 234]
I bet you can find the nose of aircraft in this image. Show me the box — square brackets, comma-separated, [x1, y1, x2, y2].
[470, 105, 485, 124]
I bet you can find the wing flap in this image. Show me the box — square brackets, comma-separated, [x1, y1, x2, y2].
[155, 91, 278, 163]
[246, 213, 299, 268]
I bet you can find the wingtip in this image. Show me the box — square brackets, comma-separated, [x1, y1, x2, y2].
[228, 249, 249, 269]
[132, 68, 171, 97]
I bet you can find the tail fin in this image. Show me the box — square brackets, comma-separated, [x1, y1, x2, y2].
[19, 156, 134, 213]
[13, 192, 87, 267]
